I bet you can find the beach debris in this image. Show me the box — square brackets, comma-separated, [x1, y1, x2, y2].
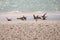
[17, 15, 26, 20]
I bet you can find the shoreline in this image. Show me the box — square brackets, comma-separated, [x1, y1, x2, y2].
[0, 12, 60, 21]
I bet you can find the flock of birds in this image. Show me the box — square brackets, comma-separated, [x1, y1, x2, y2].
[6, 13, 47, 21]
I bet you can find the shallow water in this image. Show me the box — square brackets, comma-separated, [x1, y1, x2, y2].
[0, 14, 60, 22]
[47, 14, 60, 20]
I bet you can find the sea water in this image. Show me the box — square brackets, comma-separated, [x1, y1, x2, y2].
[0, 0, 60, 12]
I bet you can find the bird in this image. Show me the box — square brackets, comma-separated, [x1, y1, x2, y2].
[41, 13, 47, 20]
[17, 16, 26, 20]
[6, 18, 11, 21]
[33, 14, 41, 21]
